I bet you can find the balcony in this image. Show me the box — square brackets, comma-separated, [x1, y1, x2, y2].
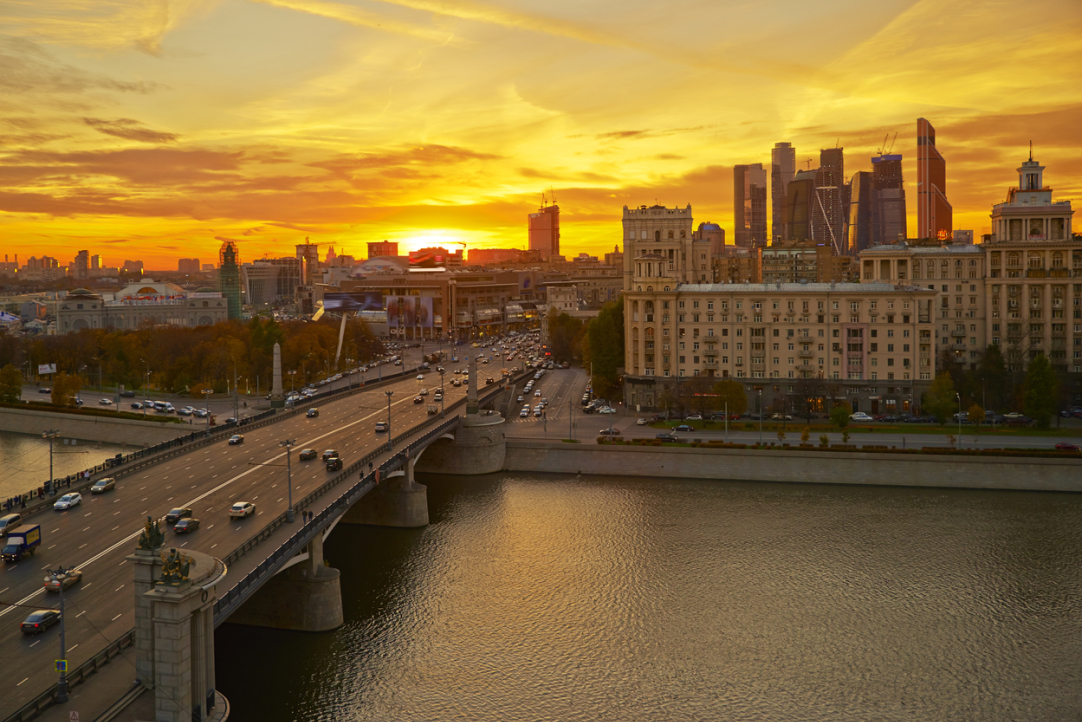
[798, 349, 814, 359]
[796, 363, 815, 373]
[704, 347, 718, 356]
[951, 342, 967, 351]
[703, 360, 719, 369]
[951, 329, 965, 337]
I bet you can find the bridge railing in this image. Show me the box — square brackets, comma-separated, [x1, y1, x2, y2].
[214, 415, 463, 624]
[4, 365, 422, 521]
[3, 630, 135, 722]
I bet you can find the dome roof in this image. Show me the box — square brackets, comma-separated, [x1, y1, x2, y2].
[699, 222, 722, 231]
[68, 288, 97, 297]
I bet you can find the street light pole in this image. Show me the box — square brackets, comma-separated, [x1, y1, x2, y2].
[385, 390, 394, 451]
[278, 440, 296, 523]
[202, 389, 212, 432]
[758, 389, 763, 445]
[438, 369, 445, 418]
[45, 566, 71, 702]
[43, 430, 58, 494]
[956, 393, 962, 439]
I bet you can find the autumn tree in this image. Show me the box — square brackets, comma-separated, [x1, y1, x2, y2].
[1023, 353, 1057, 429]
[50, 372, 82, 407]
[712, 378, 747, 416]
[0, 364, 22, 402]
[923, 372, 957, 424]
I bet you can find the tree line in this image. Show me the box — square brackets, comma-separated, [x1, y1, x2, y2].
[0, 316, 383, 400]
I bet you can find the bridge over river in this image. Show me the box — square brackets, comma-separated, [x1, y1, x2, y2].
[1, 358, 517, 722]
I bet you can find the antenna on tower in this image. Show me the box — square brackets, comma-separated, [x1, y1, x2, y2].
[1029, 140, 1033, 161]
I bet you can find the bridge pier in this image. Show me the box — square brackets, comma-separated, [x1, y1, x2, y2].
[342, 456, 429, 528]
[226, 531, 344, 632]
[414, 412, 506, 475]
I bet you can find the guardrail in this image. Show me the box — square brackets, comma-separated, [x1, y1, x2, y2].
[2, 364, 529, 722]
[3, 630, 135, 722]
[3, 365, 423, 521]
[213, 415, 463, 624]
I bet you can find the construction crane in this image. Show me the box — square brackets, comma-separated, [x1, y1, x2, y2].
[803, 158, 815, 170]
[877, 132, 898, 156]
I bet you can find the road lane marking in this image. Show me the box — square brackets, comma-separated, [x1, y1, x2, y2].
[79, 543, 87, 549]
[115, 585, 124, 592]
[112, 613, 122, 621]
[112, 525, 120, 531]
[77, 611, 87, 618]
[84, 512, 92, 517]
[69, 643, 78, 651]
[47, 545, 56, 550]
[113, 511, 120, 516]
[82, 527, 91, 532]
[17, 677, 29, 684]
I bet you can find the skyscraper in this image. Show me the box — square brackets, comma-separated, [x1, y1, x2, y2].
[785, 170, 817, 242]
[813, 148, 845, 253]
[917, 117, 952, 240]
[771, 142, 796, 242]
[528, 201, 560, 259]
[734, 163, 768, 248]
[846, 171, 873, 255]
[295, 241, 320, 285]
[872, 153, 906, 243]
[218, 240, 242, 320]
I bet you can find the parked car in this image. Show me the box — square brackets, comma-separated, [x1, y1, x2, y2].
[53, 493, 82, 511]
[165, 508, 193, 524]
[685, 414, 703, 421]
[174, 518, 200, 534]
[228, 434, 244, 445]
[20, 609, 61, 635]
[299, 448, 318, 460]
[90, 478, 116, 494]
[637, 418, 649, 425]
[771, 413, 793, 421]
[850, 412, 873, 422]
[229, 502, 256, 518]
[1054, 443, 1081, 452]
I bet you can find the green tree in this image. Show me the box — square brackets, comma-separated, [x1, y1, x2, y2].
[1023, 353, 1057, 429]
[0, 363, 22, 402]
[830, 403, 851, 431]
[584, 299, 624, 400]
[923, 372, 957, 423]
[975, 344, 1007, 412]
[712, 379, 747, 416]
[967, 403, 984, 426]
[50, 371, 81, 407]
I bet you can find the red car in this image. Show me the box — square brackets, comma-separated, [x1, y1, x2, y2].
[1054, 443, 1080, 452]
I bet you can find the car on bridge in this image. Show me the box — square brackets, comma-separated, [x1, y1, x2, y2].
[299, 448, 318, 460]
[229, 502, 256, 518]
[228, 434, 244, 445]
[20, 609, 61, 635]
[165, 508, 193, 525]
[306, 408, 319, 418]
[53, 493, 82, 511]
[414, 396, 424, 404]
[322, 450, 340, 462]
[44, 568, 83, 592]
[174, 518, 200, 534]
[326, 457, 343, 472]
[90, 478, 115, 494]
[375, 421, 388, 432]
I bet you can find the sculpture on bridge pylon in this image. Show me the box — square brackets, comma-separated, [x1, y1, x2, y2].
[138, 516, 165, 551]
[158, 548, 192, 586]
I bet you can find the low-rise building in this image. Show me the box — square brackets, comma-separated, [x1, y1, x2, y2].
[57, 283, 228, 334]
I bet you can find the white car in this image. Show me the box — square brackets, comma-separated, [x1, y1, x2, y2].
[229, 502, 256, 519]
[54, 492, 82, 510]
[98, 398, 113, 406]
[850, 412, 873, 422]
[598, 406, 617, 415]
[636, 418, 649, 425]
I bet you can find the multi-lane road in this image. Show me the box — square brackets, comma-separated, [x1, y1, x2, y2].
[0, 363, 467, 718]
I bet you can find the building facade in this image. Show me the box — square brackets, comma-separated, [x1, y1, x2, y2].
[771, 142, 796, 243]
[367, 241, 399, 259]
[528, 203, 560, 259]
[218, 241, 242, 320]
[57, 285, 227, 334]
[917, 117, 953, 240]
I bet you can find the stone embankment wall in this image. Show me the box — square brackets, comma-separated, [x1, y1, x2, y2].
[504, 440, 1082, 492]
[0, 407, 193, 446]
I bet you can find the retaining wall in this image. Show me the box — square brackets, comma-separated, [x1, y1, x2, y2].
[503, 440, 1082, 492]
[0, 407, 190, 446]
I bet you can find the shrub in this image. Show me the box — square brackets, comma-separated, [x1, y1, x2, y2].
[819, 434, 829, 448]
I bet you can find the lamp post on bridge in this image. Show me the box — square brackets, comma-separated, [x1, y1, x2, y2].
[278, 439, 296, 523]
[385, 390, 394, 451]
[45, 565, 72, 702]
[43, 429, 59, 495]
[438, 369, 445, 418]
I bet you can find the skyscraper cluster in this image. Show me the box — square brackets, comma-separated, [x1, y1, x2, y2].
[734, 117, 955, 257]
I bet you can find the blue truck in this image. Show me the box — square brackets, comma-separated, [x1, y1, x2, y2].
[2, 524, 41, 562]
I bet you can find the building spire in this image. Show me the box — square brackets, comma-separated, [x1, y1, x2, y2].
[1029, 140, 1033, 161]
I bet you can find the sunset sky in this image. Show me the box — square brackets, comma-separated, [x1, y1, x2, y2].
[1, 0, 1080, 270]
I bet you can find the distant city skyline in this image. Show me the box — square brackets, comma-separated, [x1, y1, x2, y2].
[0, 1, 1078, 268]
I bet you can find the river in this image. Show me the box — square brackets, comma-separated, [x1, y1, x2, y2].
[215, 471, 1082, 721]
[0, 429, 131, 502]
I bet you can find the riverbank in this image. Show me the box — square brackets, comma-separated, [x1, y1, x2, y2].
[0, 406, 197, 445]
[504, 439, 1082, 492]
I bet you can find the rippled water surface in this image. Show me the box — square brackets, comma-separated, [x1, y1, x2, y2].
[0, 429, 130, 500]
[216, 473, 1082, 721]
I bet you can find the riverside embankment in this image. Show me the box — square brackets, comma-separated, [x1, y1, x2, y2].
[504, 439, 1082, 492]
[0, 406, 195, 446]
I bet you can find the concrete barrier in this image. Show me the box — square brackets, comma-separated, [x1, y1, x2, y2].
[503, 440, 1082, 492]
[0, 407, 190, 446]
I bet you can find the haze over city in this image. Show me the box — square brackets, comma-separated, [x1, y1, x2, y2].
[1, 0, 1080, 268]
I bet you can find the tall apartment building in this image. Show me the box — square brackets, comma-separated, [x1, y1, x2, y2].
[771, 142, 796, 242]
[985, 154, 1078, 374]
[178, 258, 201, 274]
[734, 164, 768, 248]
[295, 242, 320, 285]
[367, 240, 399, 259]
[528, 203, 560, 259]
[73, 250, 89, 280]
[693, 222, 725, 256]
[122, 260, 144, 274]
[917, 118, 953, 240]
[621, 204, 709, 292]
[218, 240, 242, 319]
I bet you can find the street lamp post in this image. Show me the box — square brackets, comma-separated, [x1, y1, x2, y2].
[289, 370, 296, 394]
[202, 389, 213, 432]
[385, 390, 394, 451]
[230, 358, 239, 422]
[43, 430, 59, 495]
[956, 393, 962, 439]
[438, 369, 445, 418]
[278, 440, 296, 523]
[45, 565, 71, 702]
[758, 389, 763, 445]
